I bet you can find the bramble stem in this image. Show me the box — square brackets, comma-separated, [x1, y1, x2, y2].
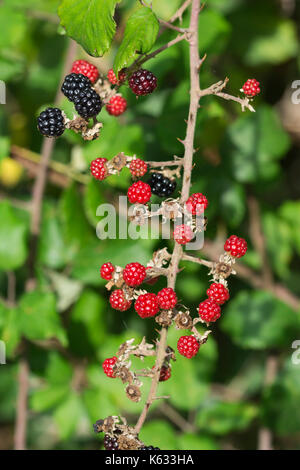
[134, 0, 202, 435]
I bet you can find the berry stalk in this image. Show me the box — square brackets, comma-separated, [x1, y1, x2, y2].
[134, 0, 202, 434]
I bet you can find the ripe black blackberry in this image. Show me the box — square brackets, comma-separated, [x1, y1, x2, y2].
[37, 107, 65, 138]
[140, 446, 160, 450]
[104, 434, 119, 450]
[74, 88, 102, 119]
[129, 69, 157, 96]
[61, 73, 92, 102]
[148, 172, 176, 197]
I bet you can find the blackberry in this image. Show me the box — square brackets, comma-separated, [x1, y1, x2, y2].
[148, 172, 176, 197]
[61, 73, 92, 102]
[37, 107, 65, 138]
[140, 446, 160, 450]
[74, 88, 102, 119]
[104, 434, 119, 450]
[129, 69, 157, 96]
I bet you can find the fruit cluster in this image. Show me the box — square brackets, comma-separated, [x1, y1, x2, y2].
[37, 60, 159, 139]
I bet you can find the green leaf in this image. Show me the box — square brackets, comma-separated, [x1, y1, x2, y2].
[196, 400, 258, 435]
[279, 201, 300, 256]
[58, 0, 121, 57]
[177, 433, 219, 450]
[198, 10, 231, 55]
[31, 385, 69, 412]
[114, 7, 159, 73]
[47, 270, 83, 312]
[0, 201, 28, 271]
[263, 212, 292, 279]
[83, 179, 105, 227]
[1, 307, 21, 357]
[18, 290, 67, 346]
[139, 420, 177, 450]
[263, 359, 300, 435]
[221, 290, 300, 350]
[54, 392, 84, 439]
[38, 203, 67, 269]
[222, 105, 290, 182]
[68, 290, 106, 356]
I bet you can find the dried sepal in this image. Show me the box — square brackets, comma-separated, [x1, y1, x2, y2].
[93, 419, 104, 434]
[155, 310, 174, 327]
[126, 384, 142, 402]
[161, 199, 182, 221]
[174, 311, 193, 330]
[109, 152, 128, 172]
[102, 415, 118, 433]
[114, 365, 133, 384]
[117, 434, 141, 450]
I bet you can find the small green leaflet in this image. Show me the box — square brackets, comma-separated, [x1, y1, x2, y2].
[114, 7, 159, 73]
[58, 0, 121, 57]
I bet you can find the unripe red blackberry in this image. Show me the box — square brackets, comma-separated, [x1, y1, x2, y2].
[106, 94, 127, 116]
[104, 434, 119, 450]
[135, 293, 159, 318]
[102, 356, 117, 378]
[173, 224, 194, 245]
[207, 283, 229, 305]
[157, 288, 177, 310]
[74, 88, 102, 119]
[129, 158, 148, 177]
[129, 69, 157, 96]
[158, 365, 171, 382]
[100, 262, 115, 280]
[90, 158, 108, 181]
[71, 60, 99, 83]
[61, 73, 92, 102]
[224, 235, 247, 258]
[198, 299, 221, 323]
[123, 262, 146, 287]
[127, 181, 151, 204]
[242, 79, 260, 97]
[37, 107, 65, 138]
[186, 193, 208, 215]
[177, 335, 199, 358]
[109, 289, 132, 311]
[107, 68, 127, 85]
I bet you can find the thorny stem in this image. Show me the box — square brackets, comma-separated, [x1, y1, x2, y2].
[134, 0, 202, 435]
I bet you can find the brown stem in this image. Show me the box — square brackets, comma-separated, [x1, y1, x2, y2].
[14, 39, 78, 451]
[137, 34, 187, 68]
[134, 0, 202, 435]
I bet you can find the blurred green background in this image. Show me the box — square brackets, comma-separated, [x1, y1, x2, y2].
[0, 0, 300, 450]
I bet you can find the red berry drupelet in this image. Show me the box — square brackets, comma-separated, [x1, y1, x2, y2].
[102, 356, 117, 378]
[173, 224, 194, 245]
[127, 181, 151, 204]
[224, 235, 247, 258]
[157, 288, 177, 310]
[71, 60, 99, 83]
[242, 79, 261, 97]
[100, 262, 115, 281]
[198, 299, 221, 323]
[129, 158, 148, 178]
[177, 335, 199, 358]
[109, 289, 132, 311]
[207, 283, 229, 305]
[129, 69, 157, 96]
[106, 94, 127, 116]
[135, 293, 159, 319]
[90, 157, 108, 181]
[123, 262, 146, 287]
[186, 193, 208, 215]
[107, 68, 127, 86]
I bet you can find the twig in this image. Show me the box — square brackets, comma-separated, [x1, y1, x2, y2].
[6, 271, 16, 306]
[13, 39, 78, 451]
[258, 356, 278, 450]
[134, 0, 202, 435]
[159, 402, 196, 433]
[181, 253, 213, 268]
[200, 79, 255, 112]
[137, 34, 187, 68]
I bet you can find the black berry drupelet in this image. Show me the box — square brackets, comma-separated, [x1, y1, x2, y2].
[37, 107, 65, 138]
[61, 73, 92, 102]
[140, 446, 161, 450]
[104, 434, 119, 450]
[74, 88, 102, 119]
[148, 172, 176, 197]
[129, 69, 157, 96]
